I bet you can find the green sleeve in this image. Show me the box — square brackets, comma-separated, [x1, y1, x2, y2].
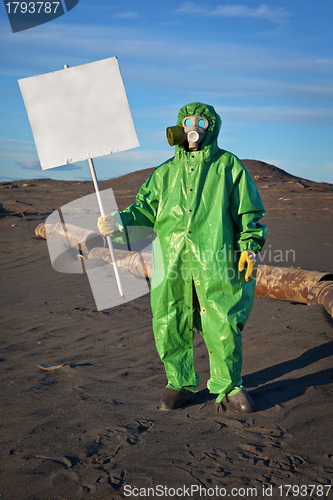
[110, 172, 159, 244]
[230, 162, 268, 253]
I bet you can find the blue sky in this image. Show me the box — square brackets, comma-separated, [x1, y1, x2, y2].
[1, 0, 333, 183]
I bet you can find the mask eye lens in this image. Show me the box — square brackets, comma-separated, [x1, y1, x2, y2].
[198, 119, 205, 128]
[185, 119, 192, 127]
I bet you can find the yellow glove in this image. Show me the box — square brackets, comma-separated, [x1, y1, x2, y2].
[238, 251, 258, 282]
[97, 215, 116, 236]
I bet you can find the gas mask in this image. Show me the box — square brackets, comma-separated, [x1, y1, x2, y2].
[166, 115, 209, 151]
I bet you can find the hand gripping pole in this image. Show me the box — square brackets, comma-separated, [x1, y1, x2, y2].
[88, 157, 125, 300]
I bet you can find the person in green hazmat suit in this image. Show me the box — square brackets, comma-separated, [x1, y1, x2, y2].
[98, 102, 267, 413]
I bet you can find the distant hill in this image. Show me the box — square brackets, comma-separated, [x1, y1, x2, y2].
[99, 158, 299, 193]
[100, 167, 155, 192]
[241, 159, 298, 180]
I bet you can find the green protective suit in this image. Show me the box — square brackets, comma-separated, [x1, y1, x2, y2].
[112, 102, 267, 402]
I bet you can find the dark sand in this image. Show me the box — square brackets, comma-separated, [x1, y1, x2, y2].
[1, 161, 333, 500]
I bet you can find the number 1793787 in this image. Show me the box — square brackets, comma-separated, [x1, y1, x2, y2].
[278, 484, 331, 497]
[5, 2, 60, 14]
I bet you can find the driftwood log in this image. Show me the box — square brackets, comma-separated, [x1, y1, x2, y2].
[36, 222, 105, 255]
[35, 223, 333, 317]
[88, 247, 152, 280]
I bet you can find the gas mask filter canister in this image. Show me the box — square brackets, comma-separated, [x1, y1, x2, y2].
[166, 115, 209, 150]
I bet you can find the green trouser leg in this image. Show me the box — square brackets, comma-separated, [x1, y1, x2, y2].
[203, 321, 243, 402]
[153, 316, 200, 393]
[199, 284, 254, 401]
[154, 321, 242, 398]
[153, 301, 244, 399]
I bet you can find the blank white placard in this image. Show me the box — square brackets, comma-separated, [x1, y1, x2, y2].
[18, 57, 139, 170]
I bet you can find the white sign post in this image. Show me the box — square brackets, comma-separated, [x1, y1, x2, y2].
[87, 156, 124, 298]
[18, 57, 140, 299]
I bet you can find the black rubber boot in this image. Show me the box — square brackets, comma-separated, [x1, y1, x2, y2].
[159, 388, 194, 411]
[221, 388, 255, 413]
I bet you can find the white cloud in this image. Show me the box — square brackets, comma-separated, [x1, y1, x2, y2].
[17, 159, 41, 170]
[0, 137, 35, 161]
[99, 148, 171, 166]
[2, 22, 333, 82]
[113, 11, 138, 19]
[216, 105, 333, 125]
[133, 102, 333, 127]
[175, 3, 291, 25]
[18, 159, 81, 170]
[0, 138, 83, 174]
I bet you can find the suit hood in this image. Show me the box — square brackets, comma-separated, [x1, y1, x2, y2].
[175, 102, 222, 161]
